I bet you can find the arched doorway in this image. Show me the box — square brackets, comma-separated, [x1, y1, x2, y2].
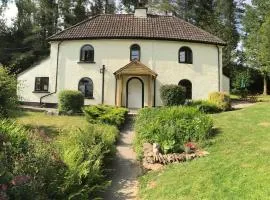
[179, 79, 192, 99]
[126, 77, 144, 109]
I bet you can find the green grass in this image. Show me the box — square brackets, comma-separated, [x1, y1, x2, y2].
[15, 111, 88, 137]
[139, 102, 270, 200]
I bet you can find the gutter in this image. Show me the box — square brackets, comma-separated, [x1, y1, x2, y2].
[40, 41, 63, 106]
[216, 45, 221, 92]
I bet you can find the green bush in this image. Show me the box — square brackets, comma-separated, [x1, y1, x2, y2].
[0, 120, 66, 199]
[0, 68, 18, 117]
[83, 105, 128, 127]
[58, 90, 84, 114]
[208, 92, 231, 111]
[0, 119, 119, 199]
[57, 124, 118, 199]
[134, 107, 213, 158]
[188, 100, 222, 114]
[160, 84, 186, 106]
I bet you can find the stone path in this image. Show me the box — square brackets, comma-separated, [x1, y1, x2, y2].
[231, 101, 255, 109]
[103, 116, 142, 200]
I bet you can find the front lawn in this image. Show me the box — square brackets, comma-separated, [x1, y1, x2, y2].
[139, 102, 270, 199]
[15, 111, 88, 137]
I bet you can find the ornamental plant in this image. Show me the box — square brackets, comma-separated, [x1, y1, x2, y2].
[134, 106, 213, 158]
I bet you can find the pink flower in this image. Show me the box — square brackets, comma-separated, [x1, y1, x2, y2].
[184, 142, 196, 149]
[11, 175, 31, 186]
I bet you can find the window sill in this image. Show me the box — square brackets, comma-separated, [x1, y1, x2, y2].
[179, 62, 193, 64]
[77, 61, 96, 64]
[84, 97, 94, 100]
[33, 91, 50, 94]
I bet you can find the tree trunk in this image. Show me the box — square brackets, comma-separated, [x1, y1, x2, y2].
[263, 74, 268, 95]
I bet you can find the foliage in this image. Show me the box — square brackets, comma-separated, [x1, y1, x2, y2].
[160, 84, 186, 106]
[0, 120, 66, 199]
[1, 114, 119, 199]
[83, 105, 128, 127]
[138, 102, 270, 199]
[57, 124, 118, 199]
[231, 68, 253, 98]
[134, 107, 213, 157]
[0, 68, 18, 117]
[242, 1, 270, 94]
[187, 100, 222, 114]
[208, 92, 231, 111]
[58, 90, 84, 114]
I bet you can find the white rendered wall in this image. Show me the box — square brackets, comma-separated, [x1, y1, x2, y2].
[18, 39, 226, 107]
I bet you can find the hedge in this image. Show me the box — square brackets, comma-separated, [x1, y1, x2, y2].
[187, 100, 222, 114]
[58, 90, 84, 114]
[134, 107, 213, 158]
[83, 105, 128, 127]
[160, 84, 186, 106]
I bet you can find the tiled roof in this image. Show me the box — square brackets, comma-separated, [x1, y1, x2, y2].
[48, 14, 226, 45]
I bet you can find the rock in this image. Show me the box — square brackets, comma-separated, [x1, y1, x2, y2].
[195, 150, 210, 157]
[143, 143, 153, 157]
[46, 110, 59, 116]
[143, 162, 164, 171]
[153, 143, 161, 156]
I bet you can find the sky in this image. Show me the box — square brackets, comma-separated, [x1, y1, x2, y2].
[2, 0, 252, 26]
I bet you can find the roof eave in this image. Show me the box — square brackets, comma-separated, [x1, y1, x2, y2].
[47, 36, 226, 46]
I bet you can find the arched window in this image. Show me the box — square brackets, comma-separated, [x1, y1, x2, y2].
[179, 47, 193, 64]
[78, 77, 93, 98]
[80, 45, 94, 62]
[179, 79, 192, 99]
[130, 44, 141, 61]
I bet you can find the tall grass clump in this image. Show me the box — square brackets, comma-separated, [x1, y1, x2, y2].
[57, 124, 119, 199]
[134, 107, 213, 158]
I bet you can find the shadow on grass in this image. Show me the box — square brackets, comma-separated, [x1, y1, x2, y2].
[9, 108, 31, 118]
[24, 124, 60, 139]
[202, 127, 222, 147]
[210, 127, 222, 138]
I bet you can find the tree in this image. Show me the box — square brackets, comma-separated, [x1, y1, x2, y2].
[0, 67, 18, 117]
[242, 0, 270, 95]
[258, 14, 270, 94]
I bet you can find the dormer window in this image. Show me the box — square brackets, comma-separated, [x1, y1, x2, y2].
[179, 46, 193, 64]
[130, 44, 141, 61]
[80, 45, 94, 62]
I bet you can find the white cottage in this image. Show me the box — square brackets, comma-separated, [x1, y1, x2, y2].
[17, 8, 229, 109]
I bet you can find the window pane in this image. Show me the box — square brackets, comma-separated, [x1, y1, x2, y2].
[180, 51, 186, 62]
[35, 77, 49, 91]
[79, 78, 93, 98]
[130, 45, 140, 61]
[81, 45, 94, 62]
[131, 50, 139, 60]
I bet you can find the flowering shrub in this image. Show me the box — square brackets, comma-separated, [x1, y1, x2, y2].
[208, 92, 231, 111]
[134, 107, 213, 158]
[184, 142, 197, 153]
